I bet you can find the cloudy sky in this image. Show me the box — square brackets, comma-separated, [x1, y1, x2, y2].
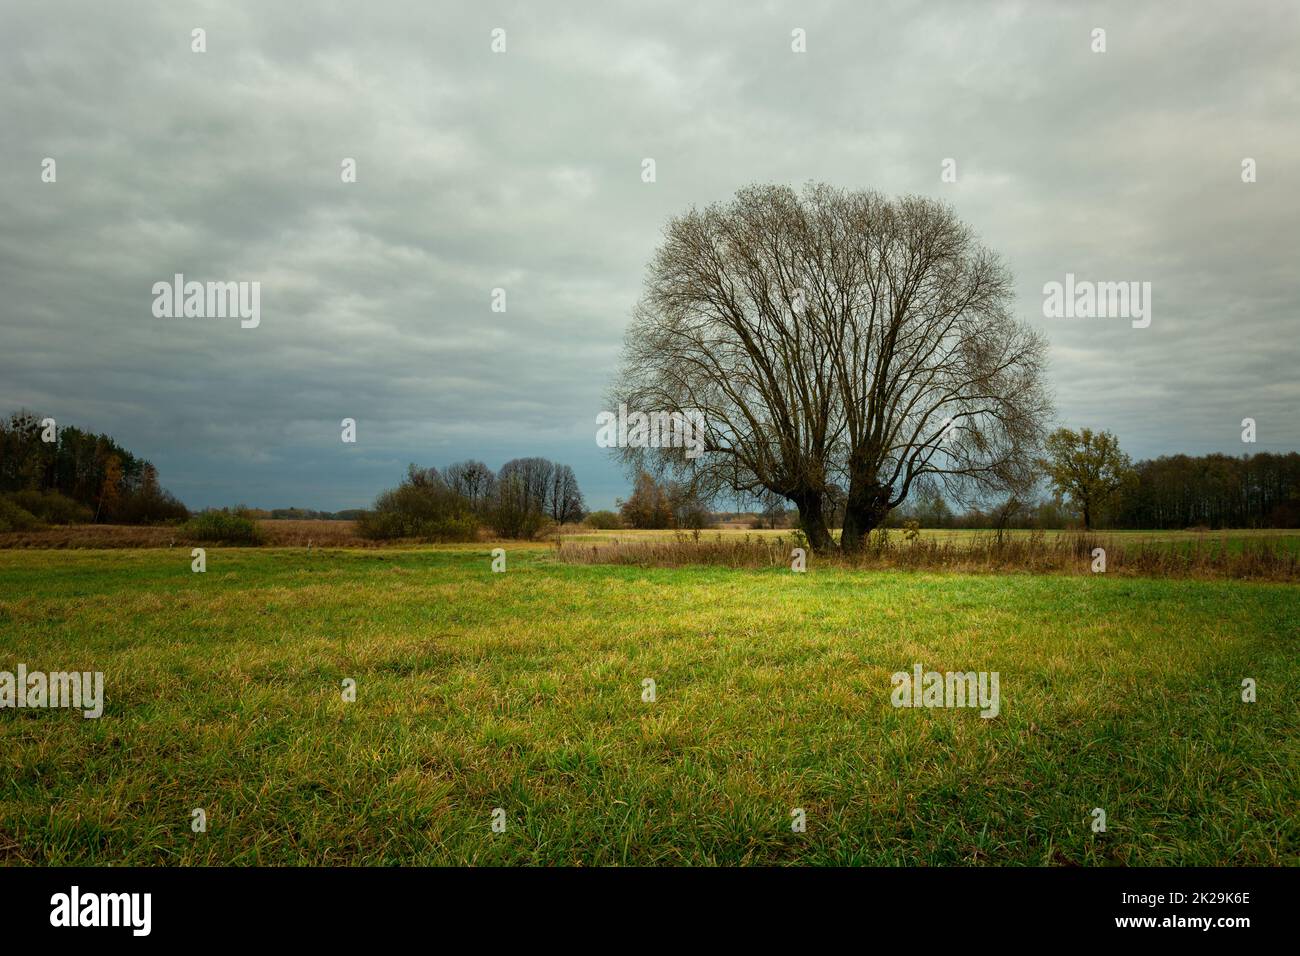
[2, 0, 1296, 511]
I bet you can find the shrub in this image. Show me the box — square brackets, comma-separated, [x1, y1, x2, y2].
[584, 510, 623, 530]
[6, 489, 91, 525]
[486, 497, 549, 539]
[185, 509, 266, 545]
[356, 481, 479, 542]
[113, 487, 189, 525]
[0, 496, 42, 533]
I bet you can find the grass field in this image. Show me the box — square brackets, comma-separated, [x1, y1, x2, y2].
[1, 544, 1297, 865]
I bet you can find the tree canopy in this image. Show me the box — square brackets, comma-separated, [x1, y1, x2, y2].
[612, 183, 1052, 551]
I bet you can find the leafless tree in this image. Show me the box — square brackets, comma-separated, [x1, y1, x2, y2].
[612, 185, 841, 549]
[990, 493, 1025, 543]
[497, 457, 554, 515]
[405, 463, 447, 489]
[612, 183, 1052, 552]
[547, 464, 585, 525]
[444, 459, 497, 512]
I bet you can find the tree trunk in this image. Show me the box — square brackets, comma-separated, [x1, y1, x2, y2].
[840, 478, 891, 553]
[792, 492, 833, 553]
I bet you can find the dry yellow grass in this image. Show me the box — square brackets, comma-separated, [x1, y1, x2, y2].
[557, 528, 1300, 580]
[0, 519, 370, 549]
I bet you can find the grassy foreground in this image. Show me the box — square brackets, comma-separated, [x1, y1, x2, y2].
[0, 545, 1296, 865]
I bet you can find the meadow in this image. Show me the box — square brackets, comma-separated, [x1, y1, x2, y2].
[1, 541, 1296, 866]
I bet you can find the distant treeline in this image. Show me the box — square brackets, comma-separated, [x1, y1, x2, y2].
[243, 507, 368, 521]
[359, 458, 586, 541]
[5, 406, 1297, 535]
[0, 410, 188, 528]
[1115, 453, 1300, 529]
[892, 451, 1300, 530]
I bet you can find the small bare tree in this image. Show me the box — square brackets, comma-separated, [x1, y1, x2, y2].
[547, 464, 585, 525]
[497, 457, 554, 516]
[444, 459, 497, 512]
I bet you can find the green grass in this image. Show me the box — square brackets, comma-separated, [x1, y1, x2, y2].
[0, 545, 1296, 865]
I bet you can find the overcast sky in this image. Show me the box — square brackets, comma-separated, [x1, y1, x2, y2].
[2, 0, 1296, 511]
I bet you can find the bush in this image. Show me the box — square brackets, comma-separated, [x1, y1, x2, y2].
[357, 482, 479, 542]
[486, 498, 549, 539]
[584, 510, 623, 530]
[185, 509, 266, 545]
[0, 496, 42, 533]
[113, 487, 189, 525]
[5, 489, 90, 525]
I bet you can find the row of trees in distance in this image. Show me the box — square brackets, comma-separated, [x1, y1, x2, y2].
[0, 410, 188, 530]
[358, 458, 585, 541]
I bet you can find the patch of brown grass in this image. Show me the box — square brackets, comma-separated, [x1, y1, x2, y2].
[0, 519, 376, 549]
[257, 520, 369, 547]
[0, 524, 176, 549]
[0, 517, 546, 550]
[555, 529, 1300, 581]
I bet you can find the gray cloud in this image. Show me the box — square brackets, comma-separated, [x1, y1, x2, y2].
[2, 0, 1296, 509]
